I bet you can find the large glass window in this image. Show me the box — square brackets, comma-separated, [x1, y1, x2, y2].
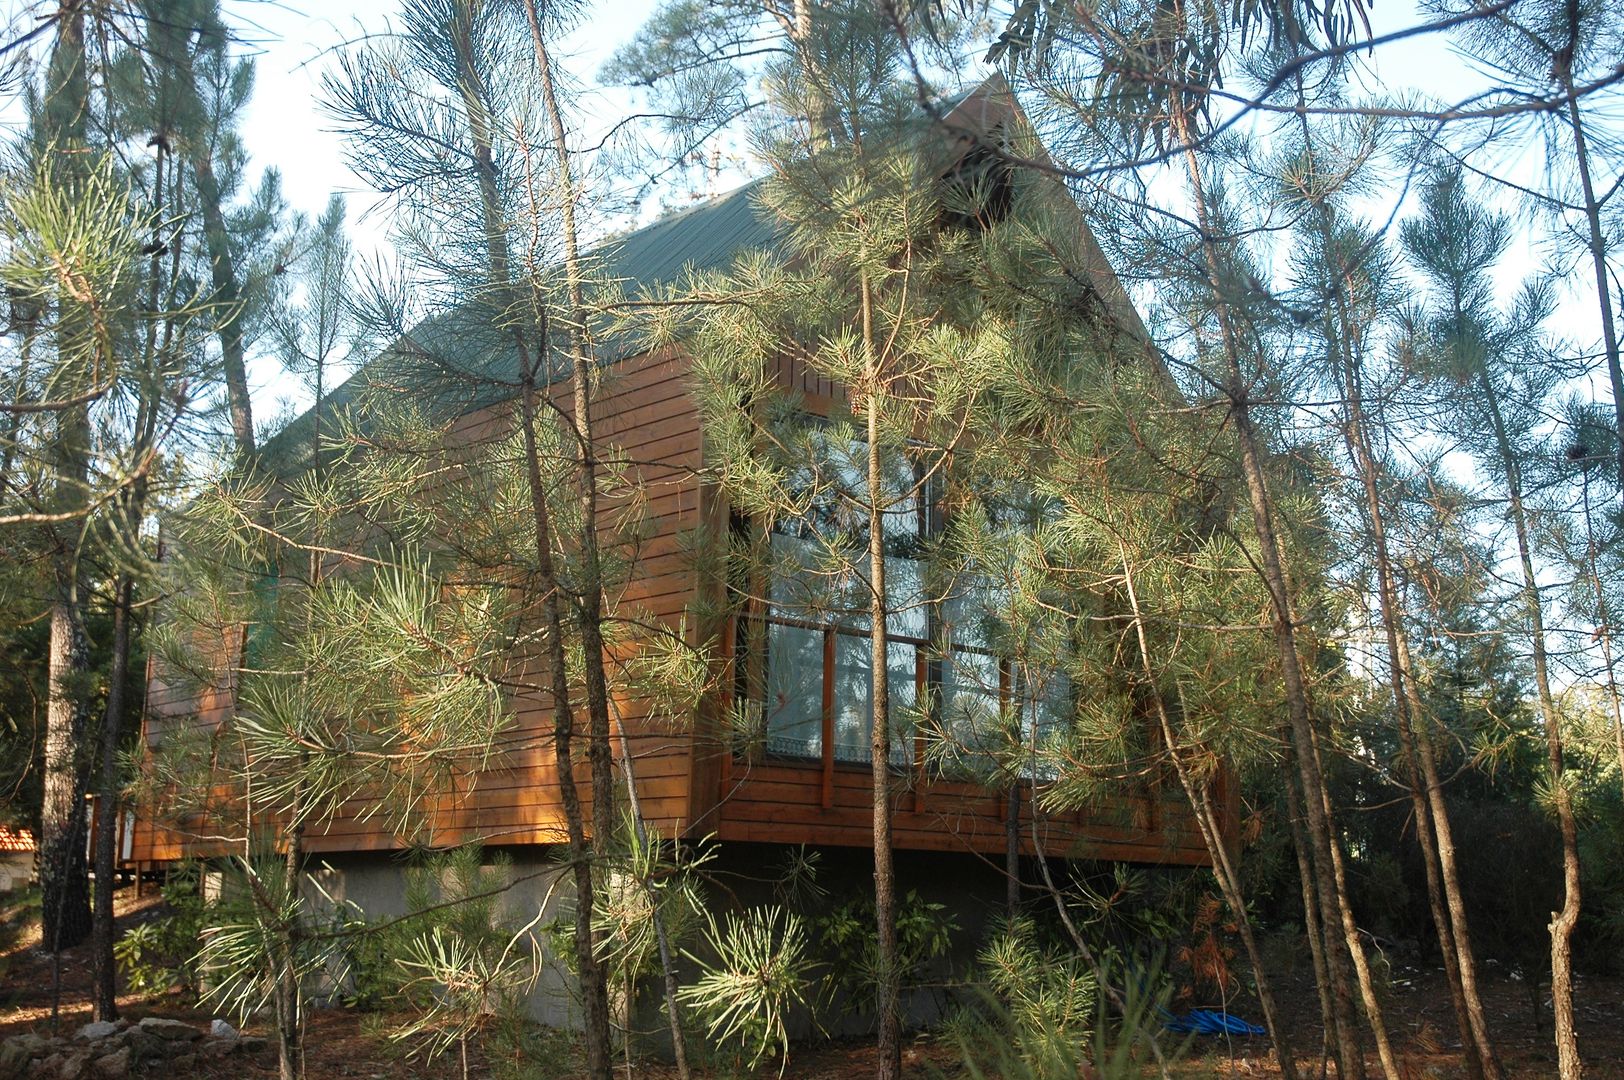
[749, 432, 1071, 774]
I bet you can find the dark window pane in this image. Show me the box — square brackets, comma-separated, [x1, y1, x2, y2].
[766, 624, 822, 760]
[832, 633, 871, 762]
[940, 650, 1004, 773]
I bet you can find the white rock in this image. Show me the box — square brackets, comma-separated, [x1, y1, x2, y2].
[74, 1024, 117, 1044]
[132, 1018, 200, 1042]
[208, 1020, 237, 1041]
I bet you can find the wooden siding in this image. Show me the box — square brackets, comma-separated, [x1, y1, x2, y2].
[711, 759, 1207, 865]
[131, 346, 704, 862]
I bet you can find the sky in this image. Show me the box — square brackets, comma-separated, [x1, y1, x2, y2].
[0, 0, 1606, 420]
[226, 0, 1506, 262]
[214, 0, 662, 417]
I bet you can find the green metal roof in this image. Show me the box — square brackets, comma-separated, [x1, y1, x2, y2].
[263, 177, 776, 466]
[596, 177, 774, 295]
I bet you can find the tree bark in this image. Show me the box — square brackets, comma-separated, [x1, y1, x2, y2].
[42, 592, 93, 953]
[1171, 102, 1386, 1080]
[1480, 374, 1583, 1079]
[1313, 190, 1500, 1077]
[1557, 1, 1624, 496]
[862, 269, 902, 1080]
[1281, 740, 1341, 1074]
[446, 11, 611, 1075]
[191, 152, 255, 455]
[520, 12, 619, 1075]
[39, 0, 95, 962]
[171, 22, 256, 456]
[91, 577, 133, 1020]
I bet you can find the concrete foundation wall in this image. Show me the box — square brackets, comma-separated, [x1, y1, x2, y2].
[301, 848, 581, 1030]
[298, 840, 1029, 1046]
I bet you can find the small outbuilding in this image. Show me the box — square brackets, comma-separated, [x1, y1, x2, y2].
[0, 826, 36, 893]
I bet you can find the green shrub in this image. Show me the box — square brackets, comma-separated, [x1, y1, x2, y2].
[812, 888, 956, 1023]
[945, 928, 1185, 1080]
[114, 870, 208, 999]
[678, 904, 812, 1072]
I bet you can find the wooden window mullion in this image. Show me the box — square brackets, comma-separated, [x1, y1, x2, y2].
[820, 627, 835, 810]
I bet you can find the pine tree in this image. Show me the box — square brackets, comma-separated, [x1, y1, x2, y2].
[1401, 168, 1585, 1080]
[1441, 0, 1624, 497]
[1281, 108, 1502, 1078]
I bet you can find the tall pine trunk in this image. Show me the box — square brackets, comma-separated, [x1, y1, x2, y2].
[91, 576, 133, 1020]
[523, 12, 627, 1074]
[447, 13, 612, 1075]
[42, 591, 92, 953]
[862, 268, 902, 1080]
[93, 137, 175, 1020]
[1556, 0, 1624, 495]
[1280, 740, 1341, 1072]
[1171, 104, 1388, 1080]
[1479, 374, 1583, 1079]
[173, 27, 256, 456]
[39, 0, 94, 959]
[1308, 171, 1500, 1076]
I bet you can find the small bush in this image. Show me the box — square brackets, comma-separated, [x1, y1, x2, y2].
[114, 870, 208, 999]
[678, 904, 812, 1073]
[946, 929, 1184, 1080]
[812, 888, 956, 1023]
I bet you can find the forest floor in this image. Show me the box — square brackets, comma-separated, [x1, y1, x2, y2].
[3, 884, 1622, 1079]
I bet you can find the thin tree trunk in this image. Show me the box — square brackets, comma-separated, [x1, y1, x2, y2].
[447, 14, 612, 1075]
[1480, 375, 1583, 1079]
[91, 576, 133, 1021]
[519, 15, 619, 1076]
[862, 269, 902, 1080]
[1557, 15, 1624, 495]
[608, 698, 691, 1080]
[1281, 742, 1339, 1077]
[1171, 103, 1381, 1080]
[92, 132, 174, 1020]
[1308, 740, 1400, 1080]
[1321, 228, 1499, 1079]
[524, 0, 619, 1010]
[1120, 551, 1298, 1080]
[1399, 633, 1501, 1079]
[277, 809, 304, 1080]
[192, 152, 255, 455]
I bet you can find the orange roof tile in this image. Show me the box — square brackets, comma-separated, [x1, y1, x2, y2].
[0, 826, 36, 853]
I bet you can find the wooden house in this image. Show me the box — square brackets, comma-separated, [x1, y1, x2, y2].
[125, 79, 1217, 899]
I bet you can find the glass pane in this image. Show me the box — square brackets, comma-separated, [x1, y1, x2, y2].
[940, 650, 1004, 772]
[769, 430, 930, 633]
[1018, 669, 1071, 780]
[942, 575, 1006, 653]
[826, 635, 919, 765]
[831, 633, 871, 763]
[885, 556, 927, 639]
[765, 623, 823, 760]
[888, 641, 918, 767]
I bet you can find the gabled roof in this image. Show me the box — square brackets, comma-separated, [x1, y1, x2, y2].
[262, 176, 777, 464]
[262, 74, 1150, 462]
[595, 178, 775, 293]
